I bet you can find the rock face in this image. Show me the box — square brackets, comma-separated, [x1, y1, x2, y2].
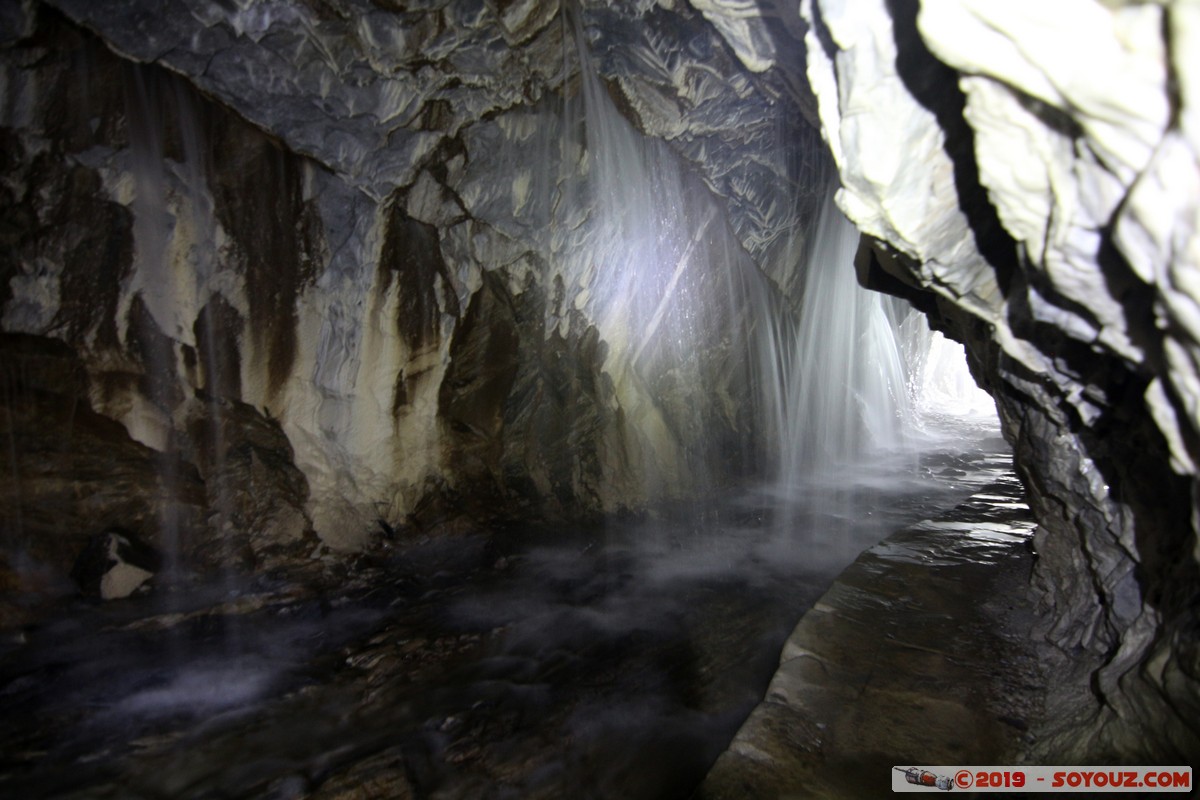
[0, 2, 820, 588]
[2, 0, 1197, 764]
[803, 0, 1199, 758]
[70, 527, 161, 600]
[0, 333, 206, 619]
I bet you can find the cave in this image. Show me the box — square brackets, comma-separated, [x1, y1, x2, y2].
[1, 0, 1197, 797]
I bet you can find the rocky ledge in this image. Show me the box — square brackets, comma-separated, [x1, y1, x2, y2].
[701, 450, 1055, 797]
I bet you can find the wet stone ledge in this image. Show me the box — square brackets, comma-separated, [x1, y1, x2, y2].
[700, 458, 1051, 798]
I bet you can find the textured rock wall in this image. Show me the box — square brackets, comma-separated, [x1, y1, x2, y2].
[0, 1, 823, 596]
[0, 20, 317, 614]
[5, 0, 1195, 763]
[803, 0, 1200, 758]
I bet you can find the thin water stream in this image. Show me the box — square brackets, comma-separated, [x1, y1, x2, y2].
[0, 414, 1011, 799]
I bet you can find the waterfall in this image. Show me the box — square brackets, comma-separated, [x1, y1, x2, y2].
[554, 5, 791, 496]
[900, 314, 998, 424]
[119, 66, 248, 599]
[552, 6, 948, 499]
[780, 187, 914, 483]
[560, 4, 705, 361]
[123, 65, 186, 584]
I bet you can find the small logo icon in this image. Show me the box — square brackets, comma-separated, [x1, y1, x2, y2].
[894, 766, 955, 790]
[954, 770, 973, 789]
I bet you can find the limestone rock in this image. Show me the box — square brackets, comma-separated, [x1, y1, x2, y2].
[689, 0, 778, 73]
[182, 394, 318, 573]
[70, 526, 161, 599]
[1, 0, 822, 560]
[0, 333, 207, 595]
[803, 0, 1200, 757]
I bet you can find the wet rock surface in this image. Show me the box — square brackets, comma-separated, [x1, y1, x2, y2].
[0, 334, 207, 624]
[180, 393, 318, 574]
[0, 428, 1008, 800]
[701, 448, 1052, 798]
[804, 0, 1200, 757]
[70, 527, 162, 600]
[0, 1, 825, 552]
[0, 332, 317, 618]
[3, 0, 1196, 772]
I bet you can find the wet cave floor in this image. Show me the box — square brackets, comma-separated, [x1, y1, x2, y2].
[0, 418, 1043, 799]
[701, 443, 1047, 797]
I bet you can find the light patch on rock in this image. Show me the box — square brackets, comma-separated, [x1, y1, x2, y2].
[958, 75, 1072, 266]
[511, 169, 532, 217]
[96, 534, 155, 600]
[1, 268, 59, 333]
[690, 0, 776, 73]
[99, 560, 154, 600]
[814, 6, 1006, 331]
[920, 0, 1169, 183]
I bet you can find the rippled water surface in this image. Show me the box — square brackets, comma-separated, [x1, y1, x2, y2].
[0, 417, 1015, 799]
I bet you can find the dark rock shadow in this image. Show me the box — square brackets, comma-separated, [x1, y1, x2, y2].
[883, 0, 1019, 297]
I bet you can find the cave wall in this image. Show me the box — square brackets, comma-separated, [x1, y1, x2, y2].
[2, 0, 1195, 763]
[802, 0, 1200, 758]
[0, 0, 824, 601]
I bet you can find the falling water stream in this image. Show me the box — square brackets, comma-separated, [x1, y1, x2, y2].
[0, 154, 1012, 797]
[0, 15, 1021, 800]
[780, 187, 914, 481]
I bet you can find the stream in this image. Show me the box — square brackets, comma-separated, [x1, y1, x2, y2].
[0, 415, 1014, 799]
